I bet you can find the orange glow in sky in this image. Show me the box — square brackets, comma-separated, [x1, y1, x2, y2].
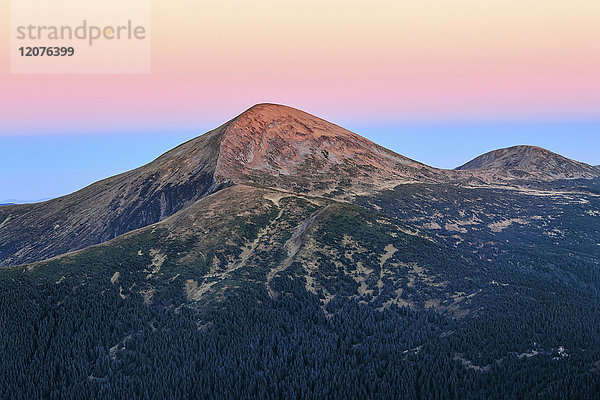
[0, 0, 599, 134]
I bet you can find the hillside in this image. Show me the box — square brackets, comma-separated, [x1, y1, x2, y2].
[2, 179, 600, 398]
[0, 125, 226, 267]
[4, 106, 598, 267]
[456, 145, 599, 180]
[1, 105, 600, 398]
[0, 104, 453, 267]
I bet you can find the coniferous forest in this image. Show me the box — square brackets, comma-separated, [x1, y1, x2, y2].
[1, 179, 599, 399]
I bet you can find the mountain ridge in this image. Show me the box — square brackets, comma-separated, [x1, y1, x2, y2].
[0, 123, 227, 267]
[0, 103, 449, 267]
[2, 104, 600, 398]
[456, 145, 599, 180]
[1, 104, 597, 267]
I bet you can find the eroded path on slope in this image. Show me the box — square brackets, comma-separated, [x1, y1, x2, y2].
[266, 205, 331, 298]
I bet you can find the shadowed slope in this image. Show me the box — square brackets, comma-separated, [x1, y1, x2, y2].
[0, 124, 228, 267]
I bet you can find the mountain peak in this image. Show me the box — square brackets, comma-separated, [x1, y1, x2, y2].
[227, 103, 357, 141]
[456, 145, 599, 180]
[237, 102, 318, 120]
[214, 104, 438, 194]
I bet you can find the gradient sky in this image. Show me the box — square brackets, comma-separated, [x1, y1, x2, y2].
[1, 0, 599, 200]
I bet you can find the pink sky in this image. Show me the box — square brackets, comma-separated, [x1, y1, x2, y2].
[1, 0, 599, 134]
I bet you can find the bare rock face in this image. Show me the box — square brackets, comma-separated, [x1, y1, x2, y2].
[457, 145, 599, 180]
[214, 104, 442, 194]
